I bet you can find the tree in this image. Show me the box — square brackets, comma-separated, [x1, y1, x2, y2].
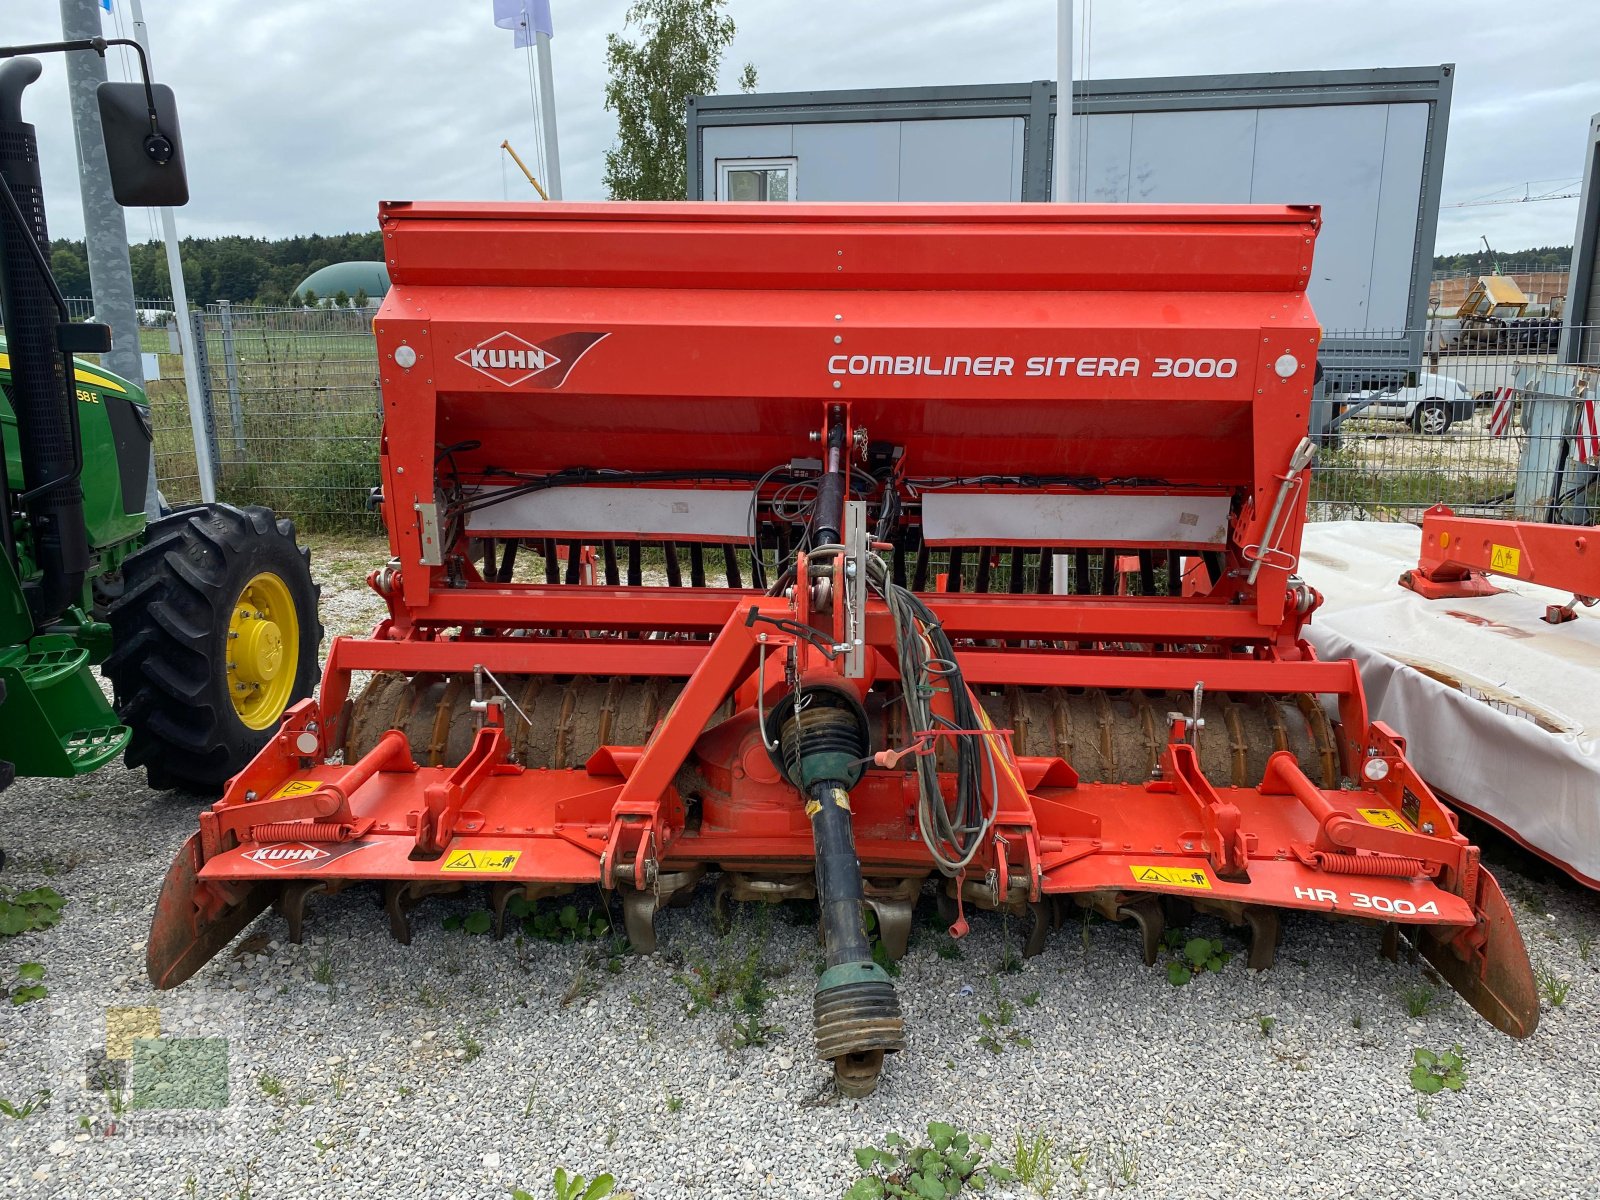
[49, 244, 91, 295]
[352, 288, 369, 309]
[301, 288, 318, 308]
[738, 62, 758, 93]
[333, 289, 350, 308]
[602, 0, 740, 200]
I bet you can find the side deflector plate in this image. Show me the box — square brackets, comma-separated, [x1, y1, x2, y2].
[147, 832, 274, 990]
[1421, 866, 1540, 1038]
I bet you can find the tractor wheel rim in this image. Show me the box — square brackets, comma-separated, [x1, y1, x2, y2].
[227, 571, 299, 729]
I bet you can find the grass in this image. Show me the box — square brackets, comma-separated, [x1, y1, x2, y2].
[258, 1073, 284, 1099]
[1401, 983, 1442, 1018]
[1012, 1131, 1057, 1197]
[1107, 1140, 1140, 1188]
[1535, 965, 1572, 1009]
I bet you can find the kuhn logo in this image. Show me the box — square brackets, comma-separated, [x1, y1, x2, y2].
[454, 330, 608, 389]
[243, 842, 330, 870]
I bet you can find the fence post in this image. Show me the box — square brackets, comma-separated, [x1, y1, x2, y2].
[218, 299, 245, 452]
[190, 308, 222, 482]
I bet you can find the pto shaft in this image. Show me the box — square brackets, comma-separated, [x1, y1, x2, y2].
[777, 691, 905, 1095]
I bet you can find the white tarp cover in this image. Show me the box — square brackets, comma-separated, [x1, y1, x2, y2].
[1297, 521, 1600, 887]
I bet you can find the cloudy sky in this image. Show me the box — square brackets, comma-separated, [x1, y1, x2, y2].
[9, 0, 1597, 253]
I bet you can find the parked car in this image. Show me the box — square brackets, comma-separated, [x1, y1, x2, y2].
[1342, 373, 1475, 435]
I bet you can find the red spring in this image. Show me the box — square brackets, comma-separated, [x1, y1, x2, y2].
[1315, 852, 1426, 877]
[248, 821, 357, 844]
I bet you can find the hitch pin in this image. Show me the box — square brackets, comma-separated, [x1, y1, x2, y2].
[1247, 436, 1317, 584]
[1166, 681, 1205, 746]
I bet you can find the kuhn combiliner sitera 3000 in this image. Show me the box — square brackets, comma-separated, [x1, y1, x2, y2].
[148, 201, 1538, 1095]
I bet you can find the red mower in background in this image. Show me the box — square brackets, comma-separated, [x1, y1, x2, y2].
[148, 201, 1538, 1096]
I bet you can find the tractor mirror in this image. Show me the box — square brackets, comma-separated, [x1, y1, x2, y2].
[95, 80, 188, 207]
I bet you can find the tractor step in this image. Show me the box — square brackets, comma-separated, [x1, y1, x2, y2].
[0, 636, 127, 778]
[60, 725, 132, 773]
[15, 646, 91, 688]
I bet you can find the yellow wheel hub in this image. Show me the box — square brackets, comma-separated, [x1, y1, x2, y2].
[227, 571, 299, 729]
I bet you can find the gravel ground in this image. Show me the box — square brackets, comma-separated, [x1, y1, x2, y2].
[3, 537, 1599, 1200]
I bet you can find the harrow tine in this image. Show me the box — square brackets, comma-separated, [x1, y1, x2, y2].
[1117, 895, 1166, 966]
[862, 876, 922, 962]
[1380, 921, 1410, 963]
[1243, 906, 1282, 971]
[621, 889, 659, 954]
[384, 881, 457, 945]
[1023, 900, 1050, 959]
[278, 880, 331, 945]
[491, 881, 578, 938]
[491, 882, 520, 939]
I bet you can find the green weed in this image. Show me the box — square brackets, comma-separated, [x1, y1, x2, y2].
[0, 1089, 49, 1120]
[1409, 1045, 1468, 1095]
[846, 1121, 1016, 1199]
[8, 962, 47, 1006]
[977, 978, 1032, 1055]
[1164, 931, 1230, 986]
[0, 886, 67, 936]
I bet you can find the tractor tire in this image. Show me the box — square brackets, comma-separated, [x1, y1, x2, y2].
[103, 503, 322, 795]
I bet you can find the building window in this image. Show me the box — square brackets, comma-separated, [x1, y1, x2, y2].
[717, 158, 797, 201]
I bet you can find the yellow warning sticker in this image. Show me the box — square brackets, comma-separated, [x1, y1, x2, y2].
[1490, 543, 1521, 575]
[441, 849, 522, 873]
[1358, 807, 1413, 832]
[1129, 865, 1213, 890]
[270, 779, 321, 799]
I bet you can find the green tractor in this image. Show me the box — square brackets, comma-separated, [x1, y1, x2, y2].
[0, 47, 319, 828]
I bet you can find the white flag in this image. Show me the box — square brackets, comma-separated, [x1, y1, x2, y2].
[493, 0, 553, 47]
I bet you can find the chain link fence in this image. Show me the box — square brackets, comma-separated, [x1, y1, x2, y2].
[1311, 325, 1600, 526]
[24, 305, 1600, 536]
[120, 301, 382, 532]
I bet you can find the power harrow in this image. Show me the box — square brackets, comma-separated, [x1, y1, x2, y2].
[148, 201, 1539, 1094]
